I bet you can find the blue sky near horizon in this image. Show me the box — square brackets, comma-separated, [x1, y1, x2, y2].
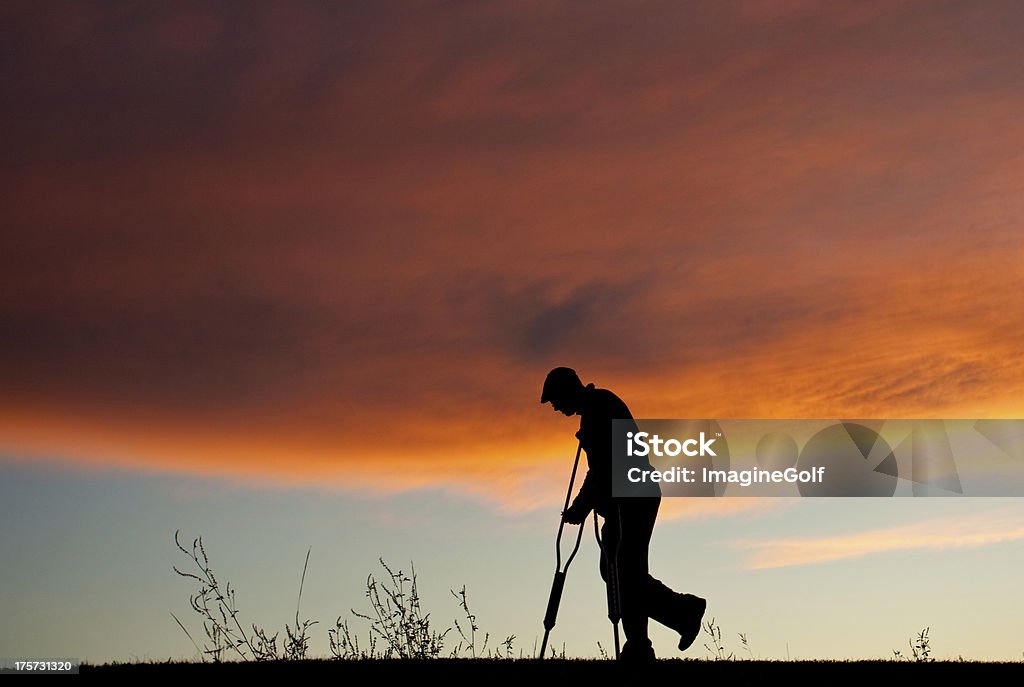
[3, 457, 1022, 663]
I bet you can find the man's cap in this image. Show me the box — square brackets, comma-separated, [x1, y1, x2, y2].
[540, 366, 582, 403]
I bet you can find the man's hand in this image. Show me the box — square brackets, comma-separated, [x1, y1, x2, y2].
[562, 500, 591, 525]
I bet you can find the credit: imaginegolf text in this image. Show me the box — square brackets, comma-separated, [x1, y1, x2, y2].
[626, 465, 826, 487]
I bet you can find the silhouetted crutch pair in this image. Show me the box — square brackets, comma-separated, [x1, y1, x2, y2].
[539, 441, 622, 660]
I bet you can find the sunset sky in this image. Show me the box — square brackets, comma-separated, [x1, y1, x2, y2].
[2, 0, 1024, 663]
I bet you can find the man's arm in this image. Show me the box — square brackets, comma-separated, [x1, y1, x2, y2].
[563, 426, 598, 523]
[563, 470, 596, 524]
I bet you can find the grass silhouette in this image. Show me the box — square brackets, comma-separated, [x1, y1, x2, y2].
[172, 530, 517, 662]
[172, 530, 317, 661]
[166, 530, 1021, 670]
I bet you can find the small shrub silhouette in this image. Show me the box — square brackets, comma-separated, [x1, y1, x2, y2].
[331, 559, 516, 659]
[701, 618, 756, 661]
[893, 627, 934, 662]
[339, 559, 448, 659]
[172, 530, 317, 662]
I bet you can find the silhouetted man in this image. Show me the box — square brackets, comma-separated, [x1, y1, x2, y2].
[541, 366, 706, 662]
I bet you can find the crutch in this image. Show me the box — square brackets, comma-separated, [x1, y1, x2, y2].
[594, 508, 622, 659]
[539, 441, 586, 659]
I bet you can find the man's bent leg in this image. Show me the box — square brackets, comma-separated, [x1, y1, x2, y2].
[620, 497, 706, 650]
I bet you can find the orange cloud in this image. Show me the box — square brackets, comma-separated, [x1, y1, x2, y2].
[3, 1, 1024, 510]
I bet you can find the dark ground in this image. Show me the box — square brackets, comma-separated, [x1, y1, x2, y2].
[80, 659, 1023, 682]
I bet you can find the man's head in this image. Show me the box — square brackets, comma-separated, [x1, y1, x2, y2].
[540, 366, 586, 416]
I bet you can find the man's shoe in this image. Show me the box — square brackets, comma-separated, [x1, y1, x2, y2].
[619, 639, 656, 663]
[676, 594, 706, 652]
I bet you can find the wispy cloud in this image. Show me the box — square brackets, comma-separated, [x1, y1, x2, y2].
[734, 509, 1024, 569]
[659, 497, 788, 523]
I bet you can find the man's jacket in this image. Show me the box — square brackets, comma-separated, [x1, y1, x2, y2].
[571, 385, 656, 517]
